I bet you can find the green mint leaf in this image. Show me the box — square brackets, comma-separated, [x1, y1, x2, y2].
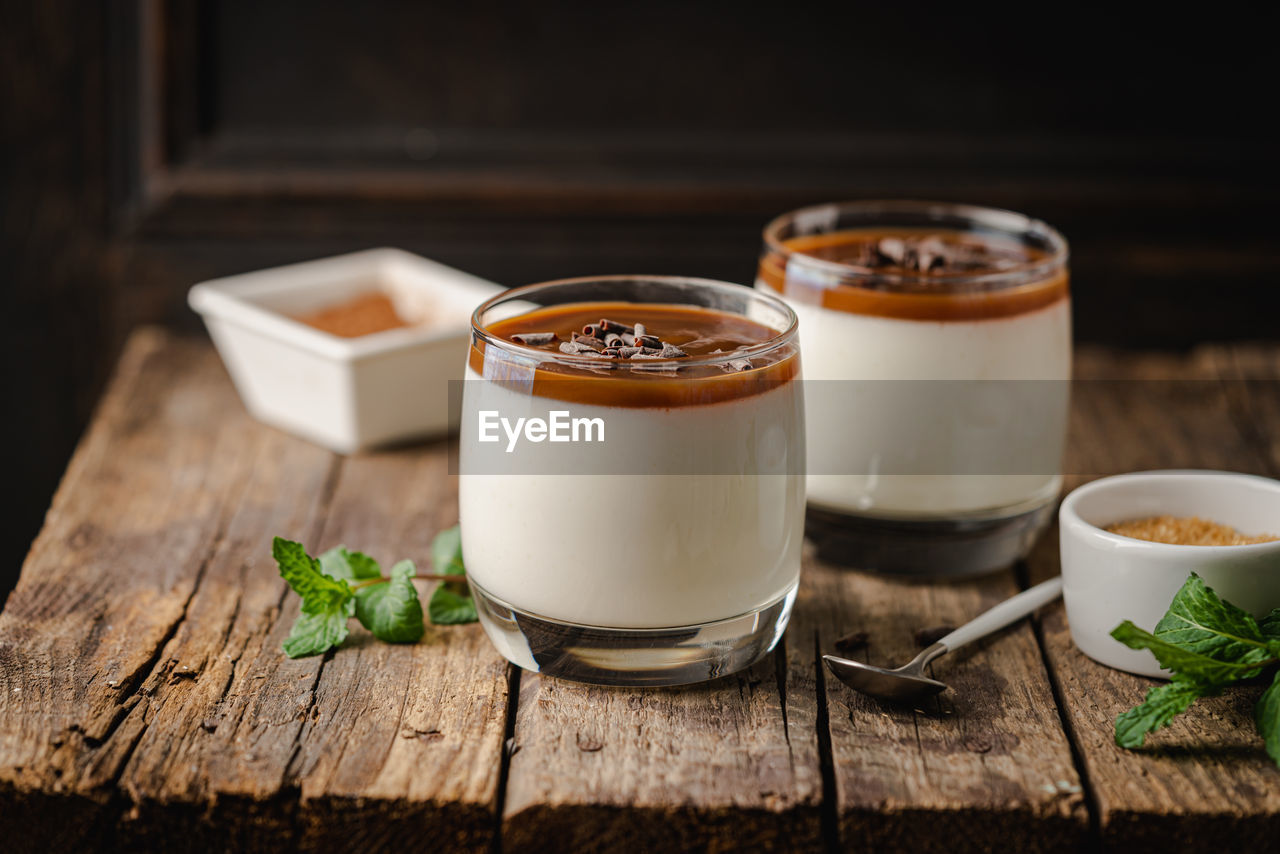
[429, 584, 478, 625]
[431, 525, 465, 576]
[1152, 573, 1274, 666]
[427, 525, 476, 624]
[354, 560, 425, 643]
[319, 545, 381, 582]
[1114, 679, 1205, 748]
[275, 538, 352, 605]
[1259, 608, 1280, 642]
[1257, 670, 1280, 768]
[283, 609, 352, 658]
[1111, 621, 1268, 684]
[273, 537, 356, 657]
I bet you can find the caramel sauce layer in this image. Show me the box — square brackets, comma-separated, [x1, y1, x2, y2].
[758, 228, 1068, 322]
[470, 302, 799, 408]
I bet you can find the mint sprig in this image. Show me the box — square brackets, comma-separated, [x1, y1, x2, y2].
[275, 538, 357, 658]
[427, 524, 478, 625]
[1111, 573, 1280, 766]
[273, 525, 478, 658]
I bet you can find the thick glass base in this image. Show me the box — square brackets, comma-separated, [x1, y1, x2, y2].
[806, 496, 1057, 578]
[469, 579, 798, 686]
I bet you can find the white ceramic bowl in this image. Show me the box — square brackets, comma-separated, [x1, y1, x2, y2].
[1060, 470, 1280, 677]
[189, 248, 502, 453]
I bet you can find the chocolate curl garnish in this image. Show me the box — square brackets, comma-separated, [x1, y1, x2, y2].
[633, 322, 646, 338]
[582, 323, 603, 338]
[599, 318, 635, 335]
[604, 333, 624, 348]
[571, 333, 606, 352]
[630, 354, 680, 372]
[511, 332, 557, 345]
[619, 332, 637, 346]
[560, 341, 602, 355]
[876, 237, 908, 266]
[832, 233, 1031, 275]
[636, 334, 660, 349]
[915, 236, 948, 273]
[914, 625, 956, 646]
[659, 343, 688, 358]
[615, 346, 643, 358]
[834, 630, 870, 655]
[727, 358, 752, 372]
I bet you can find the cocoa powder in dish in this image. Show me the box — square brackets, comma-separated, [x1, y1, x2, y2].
[296, 292, 410, 337]
[1105, 515, 1279, 546]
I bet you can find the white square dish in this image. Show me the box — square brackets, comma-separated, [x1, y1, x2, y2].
[188, 248, 502, 453]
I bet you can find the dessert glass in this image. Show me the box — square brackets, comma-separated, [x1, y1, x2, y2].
[757, 201, 1071, 576]
[459, 276, 805, 685]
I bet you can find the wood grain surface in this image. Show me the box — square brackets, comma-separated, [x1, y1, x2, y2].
[1025, 348, 1280, 852]
[2, 329, 1279, 852]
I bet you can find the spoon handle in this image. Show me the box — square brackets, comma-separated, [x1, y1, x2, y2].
[936, 576, 1063, 653]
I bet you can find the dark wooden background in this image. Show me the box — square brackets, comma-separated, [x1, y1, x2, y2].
[1, 1, 1275, 595]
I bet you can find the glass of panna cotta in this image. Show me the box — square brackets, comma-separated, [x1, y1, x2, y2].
[757, 201, 1071, 576]
[459, 276, 805, 686]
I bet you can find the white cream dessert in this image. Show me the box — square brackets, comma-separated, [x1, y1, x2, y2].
[458, 301, 805, 630]
[758, 225, 1070, 518]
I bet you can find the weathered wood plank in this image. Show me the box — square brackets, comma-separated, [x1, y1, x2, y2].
[0, 330, 509, 853]
[1027, 347, 1280, 851]
[788, 553, 1087, 853]
[285, 447, 509, 853]
[504, 653, 823, 853]
[112, 425, 340, 850]
[0, 330, 270, 849]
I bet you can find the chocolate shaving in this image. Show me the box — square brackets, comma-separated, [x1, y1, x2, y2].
[560, 341, 602, 355]
[598, 318, 635, 335]
[834, 630, 870, 655]
[914, 625, 956, 647]
[876, 237, 907, 266]
[830, 234, 1032, 276]
[571, 333, 606, 351]
[726, 358, 752, 372]
[630, 354, 681, 372]
[544, 316, 698, 369]
[511, 332, 557, 345]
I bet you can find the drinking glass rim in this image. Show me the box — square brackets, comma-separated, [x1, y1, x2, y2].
[470, 274, 800, 370]
[762, 199, 1069, 290]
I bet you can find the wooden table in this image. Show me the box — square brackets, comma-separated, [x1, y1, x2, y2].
[3, 329, 1278, 853]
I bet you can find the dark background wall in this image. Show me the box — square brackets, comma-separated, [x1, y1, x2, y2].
[2, 1, 1275, 595]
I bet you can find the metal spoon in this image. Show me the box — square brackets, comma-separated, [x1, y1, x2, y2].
[822, 576, 1063, 703]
